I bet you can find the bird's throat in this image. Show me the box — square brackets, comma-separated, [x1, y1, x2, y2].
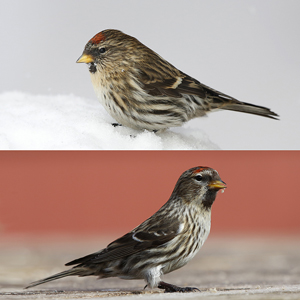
[89, 63, 97, 74]
[202, 190, 218, 210]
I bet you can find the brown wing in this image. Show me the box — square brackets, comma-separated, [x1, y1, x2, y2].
[65, 218, 181, 267]
[139, 63, 206, 99]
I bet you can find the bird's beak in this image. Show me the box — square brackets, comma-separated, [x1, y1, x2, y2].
[76, 53, 94, 64]
[208, 180, 227, 190]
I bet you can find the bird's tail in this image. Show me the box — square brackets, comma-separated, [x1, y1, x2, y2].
[25, 268, 87, 289]
[202, 83, 279, 119]
[222, 101, 279, 119]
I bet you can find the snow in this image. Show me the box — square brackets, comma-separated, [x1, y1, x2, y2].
[0, 92, 218, 150]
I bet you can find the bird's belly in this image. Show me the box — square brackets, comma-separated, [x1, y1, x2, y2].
[91, 81, 191, 130]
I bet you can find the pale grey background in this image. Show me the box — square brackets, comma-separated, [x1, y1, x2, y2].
[1, 0, 299, 149]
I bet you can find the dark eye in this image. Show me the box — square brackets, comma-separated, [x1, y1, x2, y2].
[99, 47, 106, 54]
[195, 175, 202, 181]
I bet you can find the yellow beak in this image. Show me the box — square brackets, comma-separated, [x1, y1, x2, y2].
[208, 180, 227, 190]
[76, 54, 94, 64]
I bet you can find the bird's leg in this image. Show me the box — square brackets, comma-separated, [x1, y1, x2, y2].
[112, 123, 122, 127]
[158, 281, 200, 293]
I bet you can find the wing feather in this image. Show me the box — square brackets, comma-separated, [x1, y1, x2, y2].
[138, 61, 206, 99]
[65, 218, 181, 267]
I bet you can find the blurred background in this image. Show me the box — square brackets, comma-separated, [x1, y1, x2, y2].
[1, 0, 300, 149]
[0, 151, 300, 296]
[1, 151, 299, 239]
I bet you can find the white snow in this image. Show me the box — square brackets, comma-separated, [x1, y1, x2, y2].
[0, 92, 219, 150]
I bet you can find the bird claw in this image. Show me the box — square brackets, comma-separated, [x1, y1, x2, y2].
[111, 122, 136, 138]
[158, 281, 200, 293]
[179, 287, 200, 293]
[111, 123, 122, 127]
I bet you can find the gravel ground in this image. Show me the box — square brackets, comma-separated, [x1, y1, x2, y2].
[0, 235, 299, 299]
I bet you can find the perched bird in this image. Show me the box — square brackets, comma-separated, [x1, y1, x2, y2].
[25, 166, 226, 293]
[76, 29, 278, 131]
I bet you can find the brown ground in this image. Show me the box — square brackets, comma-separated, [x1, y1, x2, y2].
[0, 234, 299, 299]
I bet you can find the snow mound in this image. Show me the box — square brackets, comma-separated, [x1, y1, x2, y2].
[0, 92, 219, 150]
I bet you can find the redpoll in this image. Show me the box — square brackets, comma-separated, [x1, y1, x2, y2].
[77, 29, 278, 131]
[26, 166, 226, 293]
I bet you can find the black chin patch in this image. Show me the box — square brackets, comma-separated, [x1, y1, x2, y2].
[203, 189, 217, 210]
[89, 63, 97, 74]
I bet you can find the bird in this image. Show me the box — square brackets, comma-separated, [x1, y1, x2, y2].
[76, 29, 278, 132]
[25, 166, 226, 293]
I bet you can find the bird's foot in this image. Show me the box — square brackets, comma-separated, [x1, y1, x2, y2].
[112, 123, 122, 127]
[111, 123, 160, 134]
[111, 122, 136, 138]
[158, 281, 200, 293]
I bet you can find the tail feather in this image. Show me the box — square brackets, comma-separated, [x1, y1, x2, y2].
[25, 268, 83, 289]
[222, 101, 279, 120]
[202, 83, 279, 120]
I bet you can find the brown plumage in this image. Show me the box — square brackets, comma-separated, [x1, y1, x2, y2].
[76, 29, 278, 131]
[25, 166, 226, 293]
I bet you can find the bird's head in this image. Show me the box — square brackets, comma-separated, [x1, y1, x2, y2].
[172, 167, 226, 210]
[76, 29, 143, 74]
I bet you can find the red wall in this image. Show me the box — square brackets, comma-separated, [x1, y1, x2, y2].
[0, 151, 299, 236]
